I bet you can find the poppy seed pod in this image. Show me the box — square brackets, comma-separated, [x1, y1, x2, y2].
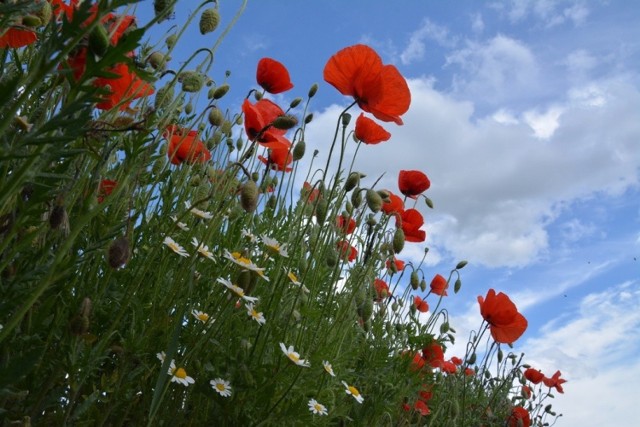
[199, 8, 220, 35]
[240, 180, 258, 213]
[365, 189, 382, 212]
[271, 115, 298, 130]
[108, 236, 130, 269]
[208, 108, 224, 127]
[393, 228, 405, 254]
[213, 84, 230, 99]
[292, 140, 306, 161]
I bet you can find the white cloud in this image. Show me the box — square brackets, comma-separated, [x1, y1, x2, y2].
[491, 0, 590, 27]
[400, 19, 457, 65]
[470, 12, 485, 33]
[523, 105, 563, 139]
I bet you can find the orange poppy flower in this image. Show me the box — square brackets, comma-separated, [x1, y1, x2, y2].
[163, 125, 211, 165]
[523, 368, 544, 384]
[258, 147, 294, 172]
[477, 289, 528, 344]
[336, 214, 356, 234]
[0, 27, 38, 49]
[242, 99, 291, 150]
[381, 190, 404, 215]
[507, 406, 530, 427]
[93, 63, 154, 110]
[301, 181, 320, 203]
[450, 356, 463, 366]
[354, 113, 391, 144]
[414, 399, 430, 416]
[256, 57, 294, 94]
[542, 370, 567, 394]
[373, 278, 390, 301]
[400, 208, 426, 243]
[413, 296, 429, 313]
[421, 342, 444, 367]
[50, 0, 79, 20]
[430, 274, 448, 296]
[323, 44, 411, 125]
[398, 170, 430, 199]
[441, 360, 457, 374]
[464, 367, 475, 376]
[97, 179, 117, 203]
[336, 240, 357, 262]
[385, 257, 405, 272]
[521, 385, 532, 399]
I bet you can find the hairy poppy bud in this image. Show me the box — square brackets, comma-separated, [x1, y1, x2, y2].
[345, 202, 353, 215]
[456, 260, 468, 269]
[69, 315, 90, 335]
[308, 83, 318, 98]
[147, 52, 167, 70]
[289, 98, 302, 109]
[365, 189, 382, 212]
[377, 190, 391, 203]
[341, 113, 351, 126]
[304, 113, 313, 124]
[425, 196, 434, 209]
[325, 249, 338, 267]
[199, 8, 220, 34]
[37, 2, 52, 25]
[344, 172, 360, 192]
[22, 15, 43, 27]
[366, 215, 377, 226]
[180, 71, 205, 93]
[351, 188, 362, 208]
[155, 84, 174, 110]
[108, 236, 130, 269]
[468, 353, 477, 365]
[358, 298, 374, 321]
[410, 271, 419, 290]
[154, 0, 174, 22]
[89, 25, 110, 57]
[213, 84, 230, 99]
[292, 140, 306, 161]
[184, 101, 193, 115]
[454, 278, 462, 293]
[271, 115, 298, 130]
[315, 199, 328, 224]
[165, 33, 177, 49]
[393, 228, 405, 254]
[208, 108, 224, 127]
[240, 180, 258, 213]
[420, 278, 427, 292]
[220, 120, 233, 136]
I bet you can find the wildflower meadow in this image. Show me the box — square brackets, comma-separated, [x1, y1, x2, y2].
[1, 1, 568, 425]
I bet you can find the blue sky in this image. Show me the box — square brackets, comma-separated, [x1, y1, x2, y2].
[134, 1, 640, 424]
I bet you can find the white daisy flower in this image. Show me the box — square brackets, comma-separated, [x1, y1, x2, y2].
[242, 229, 258, 243]
[170, 215, 189, 231]
[308, 398, 328, 415]
[210, 378, 232, 397]
[191, 237, 215, 261]
[279, 343, 310, 367]
[156, 351, 166, 363]
[322, 360, 336, 377]
[169, 365, 195, 387]
[261, 235, 289, 258]
[223, 250, 269, 281]
[216, 278, 258, 303]
[191, 309, 210, 323]
[342, 381, 364, 403]
[287, 271, 310, 293]
[163, 236, 189, 257]
[246, 304, 266, 325]
[185, 201, 213, 220]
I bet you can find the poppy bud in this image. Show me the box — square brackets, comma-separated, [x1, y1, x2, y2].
[308, 83, 318, 98]
[315, 199, 328, 224]
[345, 202, 353, 215]
[456, 260, 468, 269]
[154, 0, 174, 22]
[240, 180, 258, 213]
[199, 8, 220, 35]
[89, 25, 110, 57]
[440, 322, 450, 333]
[365, 189, 382, 212]
[341, 113, 351, 126]
[254, 91, 263, 101]
[468, 353, 477, 364]
[271, 115, 298, 130]
[377, 190, 391, 203]
[292, 140, 306, 161]
[420, 278, 427, 292]
[195, 183, 209, 202]
[184, 101, 193, 115]
[180, 71, 205, 93]
[289, 98, 303, 109]
[393, 228, 405, 254]
[304, 113, 313, 124]
[108, 236, 130, 269]
[207, 108, 224, 127]
[37, 2, 52, 25]
[454, 278, 462, 294]
[325, 249, 338, 267]
[266, 195, 277, 209]
[425, 196, 434, 209]
[497, 348, 503, 363]
[366, 215, 376, 226]
[147, 52, 167, 70]
[213, 84, 230, 99]
[358, 297, 373, 321]
[155, 84, 174, 110]
[545, 404, 553, 413]
[22, 15, 43, 27]
[410, 271, 419, 290]
[344, 172, 360, 192]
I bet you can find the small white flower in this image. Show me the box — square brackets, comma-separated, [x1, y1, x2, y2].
[308, 398, 328, 416]
[279, 343, 310, 367]
[223, 250, 269, 281]
[342, 381, 364, 403]
[191, 237, 215, 261]
[163, 236, 189, 257]
[170, 365, 195, 387]
[322, 360, 336, 377]
[191, 309, 210, 323]
[156, 351, 166, 363]
[242, 229, 258, 243]
[261, 235, 289, 258]
[185, 201, 213, 220]
[170, 215, 190, 231]
[217, 278, 258, 303]
[287, 271, 310, 293]
[210, 378, 232, 397]
[246, 304, 266, 325]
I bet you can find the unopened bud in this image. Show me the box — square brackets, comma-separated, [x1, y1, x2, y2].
[180, 71, 205, 93]
[308, 83, 318, 98]
[315, 199, 328, 224]
[454, 278, 462, 293]
[199, 8, 220, 35]
[365, 189, 382, 212]
[22, 15, 43, 27]
[304, 113, 313, 124]
[220, 120, 233, 136]
[208, 108, 224, 126]
[289, 98, 302, 109]
[165, 33, 177, 49]
[155, 84, 174, 110]
[410, 271, 419, 290]
[344, 172, 360, 192]
[292, 140, 306, 161]
[425, 196, 434, 209]
[108, 236, 130, 269]
[377, 189, 391, 203]
[147, 52, 167, 70]
[420, 278, 427, 292]
[456, 260, 468, 269]
[154, 0, 174, 22]
[271, 115, 298, 130]
[213, 83, 230, 99]
[341, 113, 351, 126]
[240, 180, 258, 213]
[184, 101, 193, 115]
[351, 188, 362, 208]
[393, 228, 405, 254]
[89, 25, 110, 57]
[37, 2, 52, 25]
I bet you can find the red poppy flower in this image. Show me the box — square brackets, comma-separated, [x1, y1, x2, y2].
[413, 296, 429, 313]
[542, 370, 567, 394]
[477, 289, 528, 344]
[256, 57, 294, 94]
[163, 125, 211, 165]
[407, 351, 424, 371]
[523, 368, 544, 384]
[430, 274, 448, 296]
[414, 399, 430, 416]
[421, 342, 444, 368]
[450, 356, 463, 366]
[441, 360, 457, 374]
[323, 44, 411, 125]
[301, 182, 320, 203]
[507, 406, 531, 427]
[93, 63, 154, 110]
[336, 240, 357, 262]
[381, 190, 404, 215]
[521, 385, 532, 399]
[50, 0, 79, 20]
[398, 170, 431, 199]
[418, 388, 433, 402]
[336, 214, 356, 234]
[354, 113, 391, 144]
[63, 47, 88, 81]
[97, 179, 117, 203]
[386, 257, 405, 272]
[242, 99, 291, 150]
[400, 208, 426, 243]
[258, 147, 293, 172]
[0, 27, 38, 49]
[464, 367, 475, 376]
[103, 14, 137, 46]
[373, 278, 390, 301]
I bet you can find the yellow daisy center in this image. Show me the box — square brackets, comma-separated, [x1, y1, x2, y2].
[314, 403, 323, 411]
[288, 272, 299, 282]
[348, 386, 360, 396]
[197, 313, 209, 322]
[216, 383, 226, 392]
[169, 243, 180, 252]
[174, 368, 187, 379]
[288, 353, 300, 363]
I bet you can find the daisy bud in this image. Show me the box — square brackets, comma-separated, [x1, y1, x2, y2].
[240, 180, 258, 213]
[165, 33, 177, 49]
[393, 228, 405, 254]
[341, 113, 351, 126]
[147, 52, 167, 70]
[271, 115, 298, 130]
[108, 236, 130, 269]
[213, 84, 230, 99]
[425, 196, 434, 209]
[454, 278, 462, 293]
[304, 113, 313, 124]
[208, 108, 224, 127]
[22, 15, 43, 27]
[199, 8, 220, 35]
[289, 98, 303, 109]
[365, 189, 382, 212]
[180, 71, 205, 93]
[344, 172, 360, 192]
[292, 140, 306, 161]
[410, 271, 419, 290]
[89, 25, 110, 57]
[351, 188, 362, 208]
[456, 260, 468, 269]
[308, 83, 318, 98]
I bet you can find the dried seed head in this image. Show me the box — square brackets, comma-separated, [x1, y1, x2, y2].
[199, 8, 220, 35]
[108, 236, 130, 269]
